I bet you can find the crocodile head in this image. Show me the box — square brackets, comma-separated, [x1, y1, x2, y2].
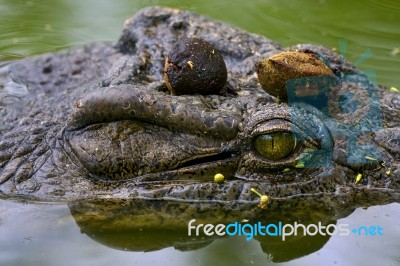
[0, 8, 399, 220]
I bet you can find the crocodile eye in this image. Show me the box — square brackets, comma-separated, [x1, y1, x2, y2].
[254, 132, 297, 161]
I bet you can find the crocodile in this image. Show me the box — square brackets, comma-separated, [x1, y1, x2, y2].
[0, 7, 399, 223]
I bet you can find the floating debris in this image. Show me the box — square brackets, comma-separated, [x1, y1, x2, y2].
[386, 168, 391, 176]
[391, 47, 400, 56]
[283, 168, 290, 172]
[164, 38, 227, 95]
[186, 60, 194, 69]
[255, 51, 333, 102]
[355, 173, 363, 184]
[251, 188, 269, 209]
[365, 156, 378, 161]
[214, 173, 225, 183]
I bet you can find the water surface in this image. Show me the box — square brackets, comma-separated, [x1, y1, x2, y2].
[0, 1, 399, 265]
[1, 0, 399, 87]
[1, 200, 399, 265]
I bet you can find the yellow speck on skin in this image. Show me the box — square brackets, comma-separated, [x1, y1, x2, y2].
[260, 195, 269, 204]
[76, 100, 84, 108]
[258, 195, 269, 209]
[365, 156, 377, 161]
[295, 162, 305, 168]
[389, 87, 399, 92]
[251, 188, 263, 197]
[95, 147, 99, 152]
[214, 173, 225, 183]
[355, 173, 362, 184]
[187, 60, 194, 69]
[251, 188, 269, 208]
[386, 169, 391, 176]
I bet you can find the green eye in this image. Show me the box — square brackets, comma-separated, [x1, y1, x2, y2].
[254, 132, 297, 161]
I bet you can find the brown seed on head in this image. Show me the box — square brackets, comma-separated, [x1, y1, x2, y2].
[255, 51, 333, 102]
[164, 38, 227, 95]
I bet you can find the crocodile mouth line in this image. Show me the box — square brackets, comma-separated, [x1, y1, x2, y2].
[178, 151, 237, 168]
[89, 153, 240, 185]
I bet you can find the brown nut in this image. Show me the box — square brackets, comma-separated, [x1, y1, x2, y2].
[255, 51, 333, 101]
[164, 38, 227, 95]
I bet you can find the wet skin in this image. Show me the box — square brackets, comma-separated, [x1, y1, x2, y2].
[0, 7, 399, 216]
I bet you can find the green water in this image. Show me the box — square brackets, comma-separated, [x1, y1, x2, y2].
[1, 0, 400, 265]
[0, 0, 399, 88]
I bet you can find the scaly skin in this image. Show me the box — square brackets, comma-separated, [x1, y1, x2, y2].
[0, 7, 399, 220]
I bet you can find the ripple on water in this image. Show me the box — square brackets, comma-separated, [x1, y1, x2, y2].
[369, 0, 400, 12]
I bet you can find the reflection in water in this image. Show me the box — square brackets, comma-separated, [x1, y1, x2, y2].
[1, 199, 399, 265]
[68, 199, 354, 262]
